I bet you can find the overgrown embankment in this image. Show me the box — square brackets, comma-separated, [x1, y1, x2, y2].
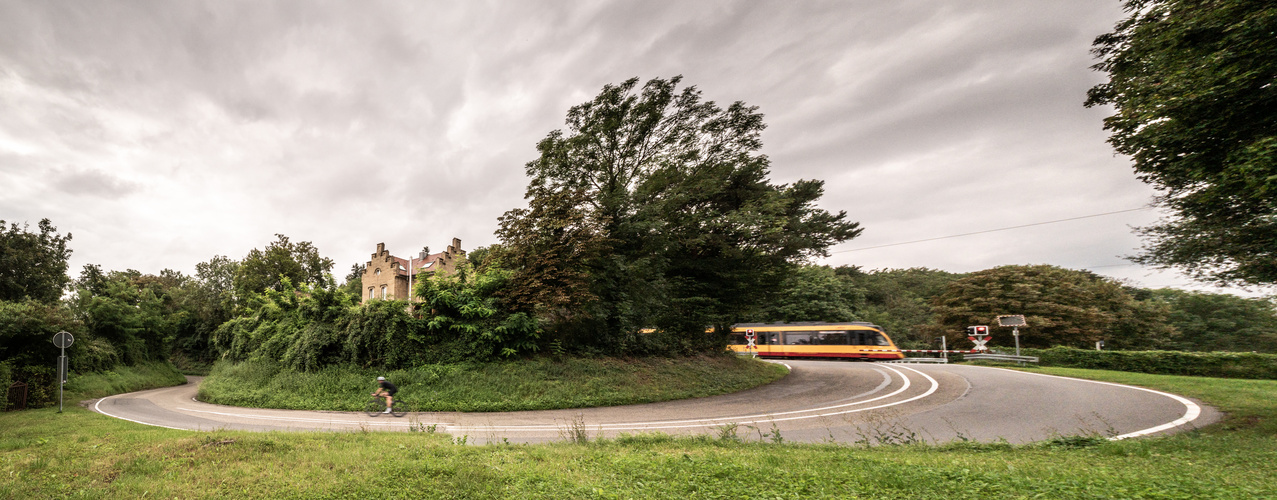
[64, 361, 188, 401]
[197, 355, 788, 412]
[3, 361, 186, 410]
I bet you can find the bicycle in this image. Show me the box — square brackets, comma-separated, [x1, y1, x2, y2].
[366, 395, 407, 417]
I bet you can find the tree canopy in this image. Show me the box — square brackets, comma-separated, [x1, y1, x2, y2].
[1086, 0, 1277, 287]
[497, 76, 861, 354]
[1150, 288, 1277, 353]
[928, 265, 1174, 350]
[750, 265, 863, 324]
[843, 267, 965, 348]
[234, 234, 334, 297]
[0, 219, 72, 303]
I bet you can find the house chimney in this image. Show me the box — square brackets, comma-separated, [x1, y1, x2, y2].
[375, 242, 385, 256]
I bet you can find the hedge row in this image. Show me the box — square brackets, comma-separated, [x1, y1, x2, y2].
[1015, 347, 1277, 380]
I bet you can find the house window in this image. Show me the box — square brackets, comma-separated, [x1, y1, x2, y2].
[367, 288, 374, 299]
[380, 285, 387, 298]
[374, 268, 381, 276]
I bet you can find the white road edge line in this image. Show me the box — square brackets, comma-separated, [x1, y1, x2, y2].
[93, 396, 190, 431]
[994, 368, 1203, 440]
[162, 364, 940, 433]
[448, 364, 942, 433]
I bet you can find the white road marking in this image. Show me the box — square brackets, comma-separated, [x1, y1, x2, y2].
[98, 363, 1201, 441]
[149, 364, 941, 434]
[94, 396, 190, 431]
[984, 367, 1203, 440]
[172, 407, 423, 428]
[448, 364, 941, 432]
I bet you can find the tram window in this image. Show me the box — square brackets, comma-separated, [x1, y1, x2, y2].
[817, 331, 849, 345]
[784, 332, 813, 345]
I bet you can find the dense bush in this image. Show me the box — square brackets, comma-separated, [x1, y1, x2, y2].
[212, 264, 544, 371]
[1020, 347, 1277, 380]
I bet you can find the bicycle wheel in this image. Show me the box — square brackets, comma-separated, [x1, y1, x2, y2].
[365, 398, 385, 417]
[390, 399, 407, 417]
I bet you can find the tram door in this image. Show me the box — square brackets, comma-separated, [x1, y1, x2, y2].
[761, 332, 780, 355]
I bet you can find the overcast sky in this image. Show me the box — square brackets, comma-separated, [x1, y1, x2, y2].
[0, 1, 1260, 296]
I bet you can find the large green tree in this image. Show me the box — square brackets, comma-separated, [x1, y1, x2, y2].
[843, 267, 965, 348]
[69, 267, 184, 365]
[0, 219, 72, 303]
[234, 234, 335, 298]
[751, 265, 863, 324]
[498, 76, 861, 354]
[928, 265, 1174, 350]
[1086, 0, 1277, 286]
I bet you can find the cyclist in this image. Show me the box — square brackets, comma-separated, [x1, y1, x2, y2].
[372, 376, 397, 413]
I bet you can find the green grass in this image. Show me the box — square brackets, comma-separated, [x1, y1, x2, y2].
[1, 364, 1274, 498]
[197, 356, 789, 412]
[61, 361, 188, 403]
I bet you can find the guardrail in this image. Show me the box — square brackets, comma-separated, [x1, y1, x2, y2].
[964, 353, 1039, 364]
[879, 357, 949, 364]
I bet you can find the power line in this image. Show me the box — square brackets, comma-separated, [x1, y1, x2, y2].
[832, 207, 1151, 253]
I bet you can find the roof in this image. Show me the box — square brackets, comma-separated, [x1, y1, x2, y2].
[392, 252, 446, 276]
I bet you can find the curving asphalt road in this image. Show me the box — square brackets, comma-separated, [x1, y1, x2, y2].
[91, 361, 1219, 444]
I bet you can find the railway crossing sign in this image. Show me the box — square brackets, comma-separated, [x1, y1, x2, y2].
[744, 329, 756, 357]
[966, 325, 991, 351]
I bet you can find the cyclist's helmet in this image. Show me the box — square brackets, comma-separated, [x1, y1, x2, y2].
[377, 376, 385, 381]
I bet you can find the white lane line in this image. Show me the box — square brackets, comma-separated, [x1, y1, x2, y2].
[165, 364, 941, 433]
[173, 407, 424, 428]
[986, 368, 1203, 440]
[93, 396, 190, 431]
[450, 364, 943, 433]
[168, 364, 909, 431]
[96, 363, 945, 435]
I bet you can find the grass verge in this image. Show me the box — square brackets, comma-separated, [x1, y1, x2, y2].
[62, 361, 187, 403]
[197, 355, 788, 412]
[1, 365, 1273, 498]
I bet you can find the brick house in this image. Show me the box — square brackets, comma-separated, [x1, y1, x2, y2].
[361, 238, 465, 303]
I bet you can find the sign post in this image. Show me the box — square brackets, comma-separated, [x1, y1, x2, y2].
[52, 331, 74, 413]
[997, 315, 1027, 357]
[745, 329, 756, 358]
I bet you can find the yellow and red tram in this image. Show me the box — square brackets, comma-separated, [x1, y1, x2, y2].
[727, 322, 904, 360]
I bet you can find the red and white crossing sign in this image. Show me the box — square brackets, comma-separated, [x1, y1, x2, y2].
[967, 325, 991, 351]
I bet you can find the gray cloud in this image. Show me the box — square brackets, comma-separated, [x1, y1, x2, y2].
[50, 166, 141, 199]
[0, 0, 1255, 296]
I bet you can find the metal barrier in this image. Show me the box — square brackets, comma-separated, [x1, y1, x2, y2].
[879, 357, 949, 364]
[963, 353, 1039, 364]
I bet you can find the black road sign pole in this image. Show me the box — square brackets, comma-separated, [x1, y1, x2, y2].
[52, 331, 74, 413]
[58, 351, 65, 412]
